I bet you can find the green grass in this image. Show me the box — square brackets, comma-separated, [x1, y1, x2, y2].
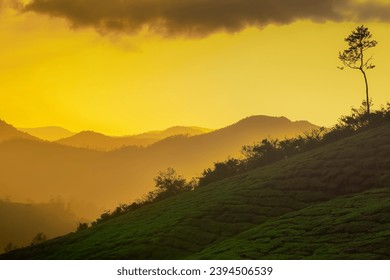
[190, 187, 390, 260]
[2, 124, 390, 259]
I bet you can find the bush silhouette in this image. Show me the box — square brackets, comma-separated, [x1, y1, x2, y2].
[30, 232, 47, 246]
[3, 242, 18, 253]
[76, 223, 89, 232]
[152, 168, 194, 201]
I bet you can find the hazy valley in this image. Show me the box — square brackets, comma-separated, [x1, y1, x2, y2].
[0, 116, 317, 250]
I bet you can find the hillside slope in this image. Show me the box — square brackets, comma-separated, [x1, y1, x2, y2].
[2, 123, 389, 259]
[191, 187, 390, 259]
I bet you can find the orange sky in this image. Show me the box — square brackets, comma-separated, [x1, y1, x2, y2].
[1, 0, 390, 135]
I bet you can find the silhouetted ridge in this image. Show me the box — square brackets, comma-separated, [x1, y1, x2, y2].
[18, 126, 75, 141]
[56, 126, 212, 151]
[222, 115, 314, 133]
[58, 130, 110, 140]
[135, 126, 213, 139]
[0, 120, 38, 143]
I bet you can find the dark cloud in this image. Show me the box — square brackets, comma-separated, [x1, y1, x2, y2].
[352, 1, 390, 22]
[20, 0, 390, 36]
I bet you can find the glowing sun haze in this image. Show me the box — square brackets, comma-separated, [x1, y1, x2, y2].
[1, 0, 390, 135]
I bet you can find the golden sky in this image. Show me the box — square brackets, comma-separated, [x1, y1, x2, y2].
[1, 0, 390, 135]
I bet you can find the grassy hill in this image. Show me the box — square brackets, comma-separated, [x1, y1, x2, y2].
[191, 187, 390, 259]
[2, 123, 389, 259]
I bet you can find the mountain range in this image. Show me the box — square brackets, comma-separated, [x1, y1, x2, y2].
[2, 120, 389, 259]
[55, 126, 213, 151]
[0, 116, 318, 219]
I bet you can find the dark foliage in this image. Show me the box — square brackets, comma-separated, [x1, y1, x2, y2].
[3, 242, 18, 253]
[76, 223, 89, 232]
[30, 232, 47, 246]
[199, 158, 242, 187]
[198, 103, 390, 187]
[152, 168, 194, 201]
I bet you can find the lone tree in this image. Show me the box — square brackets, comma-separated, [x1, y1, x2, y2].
[339, 25, 377, 114]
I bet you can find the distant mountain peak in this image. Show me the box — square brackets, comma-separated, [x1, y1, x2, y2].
[75, 130, 107, 137]
[220, 115, 317, 134]
[237, 115, 290, 123]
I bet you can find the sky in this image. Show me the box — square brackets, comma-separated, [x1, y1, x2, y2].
[1, 0, 390, 135]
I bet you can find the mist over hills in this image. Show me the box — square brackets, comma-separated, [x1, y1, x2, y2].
[18, 126, 75, 142]
[55, 126, 213, 151]
[0, 199, 80, 253]
[2, 122, 389, 259]
[134, 126, 214, 140]
[0, 115, 318, 219]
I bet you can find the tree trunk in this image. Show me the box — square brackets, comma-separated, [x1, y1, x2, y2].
[360, 69, 370, 115]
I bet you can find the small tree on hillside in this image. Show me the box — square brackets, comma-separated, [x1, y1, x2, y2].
[76, 222, 89, 232]
[4, 242, 18, 253]
[153, 168, 193, 200]
[30, 232, 47, 246]
[339, 25, 377, 115]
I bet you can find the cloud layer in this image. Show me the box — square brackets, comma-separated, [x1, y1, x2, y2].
[20, 0, 390, 36]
